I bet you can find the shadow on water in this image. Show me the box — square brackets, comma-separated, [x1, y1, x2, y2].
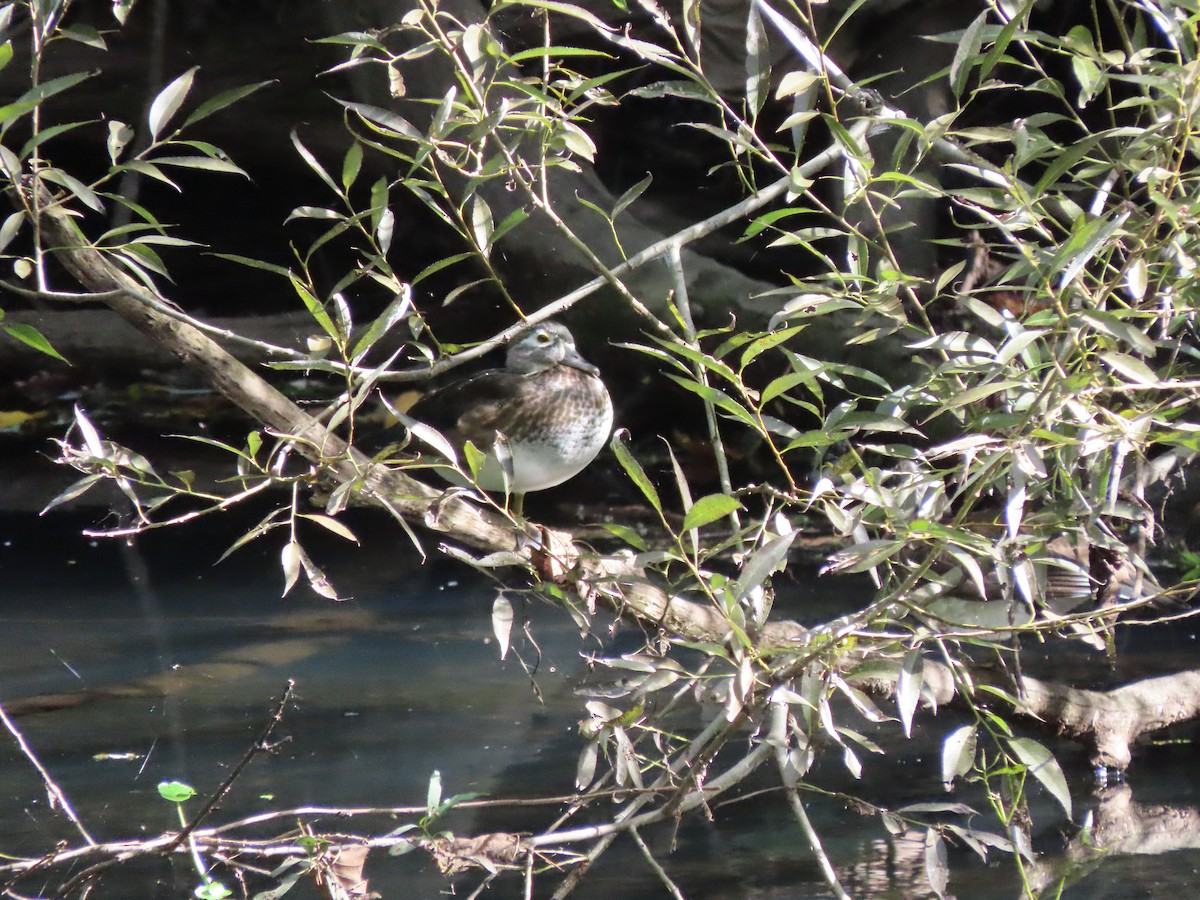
[2, 506, 1199, 898]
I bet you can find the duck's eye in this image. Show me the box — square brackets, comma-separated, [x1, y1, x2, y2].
[536, 330, 552, 344]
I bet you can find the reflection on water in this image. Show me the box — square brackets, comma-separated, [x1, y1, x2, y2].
[1, 508, 1198, 898]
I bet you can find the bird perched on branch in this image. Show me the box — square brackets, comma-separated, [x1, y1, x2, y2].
[380, 321, 613, 515]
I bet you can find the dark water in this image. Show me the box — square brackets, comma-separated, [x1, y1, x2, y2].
[2, 508, 1199, 899]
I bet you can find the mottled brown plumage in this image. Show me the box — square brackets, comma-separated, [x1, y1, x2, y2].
[402, 321, 613, 503]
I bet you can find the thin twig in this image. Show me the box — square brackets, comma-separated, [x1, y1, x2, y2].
[0, 701, 96, 846]
[768, 701, 850, 900]
[382, 119, 871, 383]
[165, 680, 296, 853]
[629, 826, 686, 900]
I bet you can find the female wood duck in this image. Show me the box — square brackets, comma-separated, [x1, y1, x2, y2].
[384, 321, 613, 512]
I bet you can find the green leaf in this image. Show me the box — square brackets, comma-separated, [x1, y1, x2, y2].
[1007, 737, 1072, 820]
[488, 208, 528, 247]
[950, 11, 988, 97]
[210, 252, 292, 278]
[148, 67, 199, 140]
[182, 80, 273, 129]
[40, 168, 106, 212]
[1101, 351, 1159, 386]
[157, 780, 196, 803]
[152, 155, 249, 178]
[4, 323, 68, 363]
[195, 881, 232, 900]
[0, 71, 93, 132]
[610, 431, 662, 516]
[412, 251, 474, 287]
[613, 173, 652, 218]
[297, 514, 359, 543]
[0, 211, 24, 253]
[735, 530, 798, 603]
[290, 128, 339, 196]
[341, 140, 363, 192]
[600, 523, 648, 551]
[339, 99, 424, 142]
[681, 493, 742, 532]
[290, 276, 340, 341]
[426, 769, 442, 818]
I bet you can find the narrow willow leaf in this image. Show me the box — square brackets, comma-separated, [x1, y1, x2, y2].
[351, 288, 412, 362]
[735, 530, 798, 602]
[488, 208, 527, 249]
[744, 4, 770, 118]
[610, 430, 661, 515]
[153, 156, 249, 178]
[950, 11, 988, 97]
[1058, 208, 1130, 287]
[897, 649, 923, 738]
[412, 251, 474, 286]
[297, 514, 359, 543]
[40, 473, 103, 514]
[4, 323, 68, 362]
[290, 276, 339, 341]
[38, 168, 104, 213]
[297, 548, 340, 600]
[341, 140, 363, 192]
[377, 208, 395, 255]
[681, 493, 742, 533]
[340, 99, 424, 141]
[182, 80, 273, 130]
[290, 128, 339, 196]
[612, 173, 652, 218]
[1007, 737, 1072, 819]
[0, 71, 92, 129]
[211, 253, 292, 278]
[73, 406, 105, 457]
[600, 523, 647, 551]
[148, 67, 198, 140]
[1101, 351, 1159, 386]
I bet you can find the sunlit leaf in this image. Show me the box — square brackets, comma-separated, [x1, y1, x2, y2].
[897, 648, 923, 739]
[1007, 737, 1072, 820]
[157, 781, 196, 803]
[148, 67, 198, 140]
[281, 540, 302, 596]
[492, 593, 514, 660]
[941, 724, 977, 790]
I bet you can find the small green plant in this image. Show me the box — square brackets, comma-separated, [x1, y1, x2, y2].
[157, 781, 231, 900]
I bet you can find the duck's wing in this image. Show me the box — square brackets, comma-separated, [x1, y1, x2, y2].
[409, 368, 532, 447]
